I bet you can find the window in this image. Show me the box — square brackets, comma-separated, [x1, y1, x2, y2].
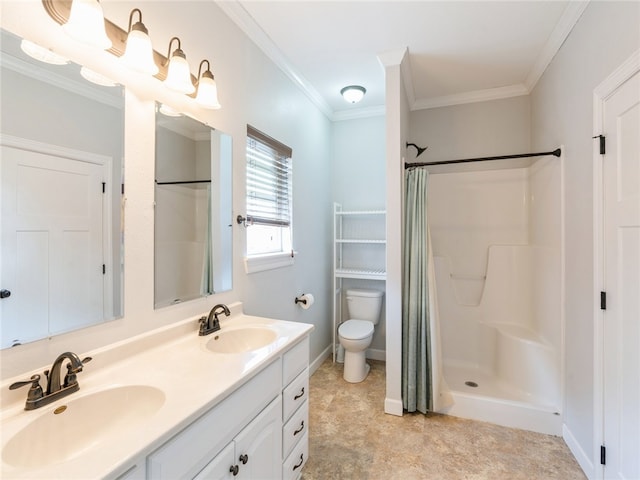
[244, 125, 293, 272]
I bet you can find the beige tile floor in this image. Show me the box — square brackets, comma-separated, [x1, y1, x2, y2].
[301, 358, 586, 480]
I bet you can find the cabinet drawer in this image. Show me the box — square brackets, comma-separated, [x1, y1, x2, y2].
[283, 337, 309, 386]
[282, 432, 308, 480]
[282, 399, 308, 460]
[147, 359, 281, 480]
[283, 368, 308, 421]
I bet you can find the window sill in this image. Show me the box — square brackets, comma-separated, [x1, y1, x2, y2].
[244, 252, 295, 274]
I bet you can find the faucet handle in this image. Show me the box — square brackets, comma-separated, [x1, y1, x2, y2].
[9, 374, 44, 404]
[9, 374, 41, 391]
[64, 356, 92, 387]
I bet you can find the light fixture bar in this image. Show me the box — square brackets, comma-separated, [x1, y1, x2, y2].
[41, 0, 194, 84]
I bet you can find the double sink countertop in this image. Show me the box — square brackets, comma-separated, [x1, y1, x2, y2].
[0, 305, 313, 479]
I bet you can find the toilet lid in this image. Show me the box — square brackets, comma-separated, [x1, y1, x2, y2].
[339, 320, 374, 340]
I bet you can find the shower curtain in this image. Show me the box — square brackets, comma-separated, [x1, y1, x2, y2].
[402, 168, 447, 414]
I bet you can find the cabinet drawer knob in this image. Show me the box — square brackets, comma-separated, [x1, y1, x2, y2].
[229, 465, 239, 476]
[294, 387, 305, 400]
[239, 454, 249, 465]
[293, 453, 304, 471]
[293, 420, 305, 436]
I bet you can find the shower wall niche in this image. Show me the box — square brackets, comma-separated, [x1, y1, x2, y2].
[428, 156, 563, 435]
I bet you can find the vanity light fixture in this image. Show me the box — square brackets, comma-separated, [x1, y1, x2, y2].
[340, 85, 366, 104]
[62, 0, 112, 50]
[164, 37, 194, 94]
[80, 66, 118, 87]
[159, 103, 182, 117]
[120, 8, 158, 75]
[195, 60, 221, 109]
[20, 39, 69, 65]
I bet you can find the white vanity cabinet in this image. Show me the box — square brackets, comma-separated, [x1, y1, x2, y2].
[144, 335, 311, 480]
[281, 338, 310, 479]
[194, 396, 282, 479]
[146, 359, 282, 479]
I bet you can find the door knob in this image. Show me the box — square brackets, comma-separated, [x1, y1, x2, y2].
[0, 289, 11, 299]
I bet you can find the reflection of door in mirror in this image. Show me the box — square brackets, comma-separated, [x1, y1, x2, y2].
[0, 30, 124, 348]
[154, 111, 232, 308]
[1, 145, 106, 345]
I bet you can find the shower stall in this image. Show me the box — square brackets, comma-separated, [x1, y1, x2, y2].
[426, 154, 563, 435]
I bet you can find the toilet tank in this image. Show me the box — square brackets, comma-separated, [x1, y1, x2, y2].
[346, 289, 384, 324]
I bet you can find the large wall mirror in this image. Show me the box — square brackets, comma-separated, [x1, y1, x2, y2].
[154, 109, 232, 308]
[0, 30, 125, 348]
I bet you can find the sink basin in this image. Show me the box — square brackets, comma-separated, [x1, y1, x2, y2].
[205, 327, 278, 354]
[3, 385, 165, 468]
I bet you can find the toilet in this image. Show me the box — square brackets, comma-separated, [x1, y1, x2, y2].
[338, 288, 384, 383]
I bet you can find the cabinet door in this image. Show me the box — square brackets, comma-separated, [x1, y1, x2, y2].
[194, 442, 235, 480]
[234, 397, 282, 479]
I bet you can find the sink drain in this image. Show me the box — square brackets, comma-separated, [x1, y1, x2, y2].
[465, 381, 478, 388]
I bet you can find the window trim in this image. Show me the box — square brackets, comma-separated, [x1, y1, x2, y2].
[244, 125, 294, 273]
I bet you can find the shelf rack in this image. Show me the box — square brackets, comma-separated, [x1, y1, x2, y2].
[332, 203, 386, 362]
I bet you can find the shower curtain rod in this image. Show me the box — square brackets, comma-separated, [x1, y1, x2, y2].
[404, 148, 561, 169]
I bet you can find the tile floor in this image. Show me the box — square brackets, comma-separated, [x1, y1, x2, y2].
[301, 358, 586, 480]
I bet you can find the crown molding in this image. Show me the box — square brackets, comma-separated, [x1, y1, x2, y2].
[525, 0, 590, 91]
[332, 105, 385, 122]
[217, 0, 333, 119]
[412, 84, 529, 111]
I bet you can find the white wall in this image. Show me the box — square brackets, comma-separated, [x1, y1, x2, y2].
[331, 116, 386, 352]
[408, 96, 530, 163]
[0, 1, 333, 379]
[530, 1, 640, 475]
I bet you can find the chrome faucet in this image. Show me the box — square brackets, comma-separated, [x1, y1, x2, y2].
[9, 352, 91, 410]
[199, 304, 231, 336]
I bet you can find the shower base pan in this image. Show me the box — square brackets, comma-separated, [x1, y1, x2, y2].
[438, 363, 562, 436]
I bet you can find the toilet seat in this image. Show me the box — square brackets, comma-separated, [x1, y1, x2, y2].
[339, 319, 374, 340]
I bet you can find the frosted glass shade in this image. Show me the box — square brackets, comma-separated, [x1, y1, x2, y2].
[121, 29, 158, 75]
[20, 40, 69, 65]
[196, 75, 221, 109]
[164, 54, 194, 94]
[63, 0, 112, 50]
[80, 66, 117, 87]
[340, 85, 366, 104]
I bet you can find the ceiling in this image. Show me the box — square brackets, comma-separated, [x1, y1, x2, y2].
[219, 1, 588, 121]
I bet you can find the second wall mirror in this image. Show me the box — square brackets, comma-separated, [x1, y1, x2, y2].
[154, 109, 232, 308]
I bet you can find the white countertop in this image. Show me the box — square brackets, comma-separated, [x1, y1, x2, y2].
[0, 308, 313, 479]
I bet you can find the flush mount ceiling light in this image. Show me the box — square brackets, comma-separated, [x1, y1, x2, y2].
[340, 85, 366, 104]
[120, 8, 158, 75]
[195, 60, 221, 109]
[20, 39, 70, 65]
[164, 37, 194, 94]
[62, 0, 111, 50]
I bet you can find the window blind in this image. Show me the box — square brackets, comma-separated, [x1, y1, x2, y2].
[246, 126, 292, 227]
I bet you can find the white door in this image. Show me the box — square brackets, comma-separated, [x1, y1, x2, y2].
[602, 70, 640, 479]
[1, 145, 104, 347]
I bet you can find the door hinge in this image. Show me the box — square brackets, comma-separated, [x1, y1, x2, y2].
[601, 291, 607, 310]
[102, 182, 106, 193]
[593, 135, 606, 155]
[600, 445, 606, 465]
[121, 183, 125, 195]
[102, 264, 106, 275]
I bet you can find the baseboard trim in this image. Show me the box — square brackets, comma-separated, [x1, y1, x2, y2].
[366, 348, 386, 362]
[310, 344, 332, 376]
[384, 397, 403, 416]
[563, 424, 594, 480]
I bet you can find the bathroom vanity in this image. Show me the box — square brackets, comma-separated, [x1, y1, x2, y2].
[0, 305, 312, 479]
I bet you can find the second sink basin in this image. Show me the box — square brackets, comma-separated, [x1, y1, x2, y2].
[3, 385, 165, 468]
[205, 327, 278, 354]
